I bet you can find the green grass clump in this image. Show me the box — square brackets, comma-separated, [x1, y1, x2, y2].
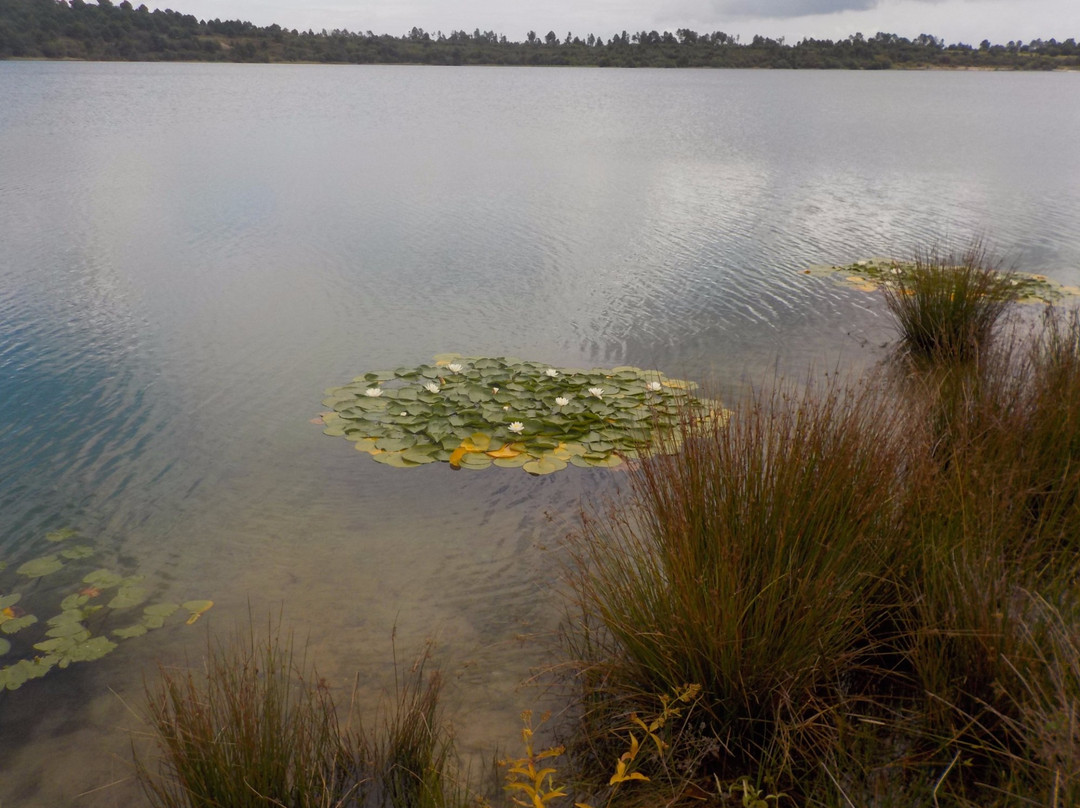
[135, 622, 465, 808]
[564, 381, 910, 788]
[562, 308, 1080, 806]
[880, 243, 1018, 363]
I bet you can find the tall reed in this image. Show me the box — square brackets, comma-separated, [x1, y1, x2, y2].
[563, 307, 1080, 804]
[869, 307, 1080, 801]
[135, 622, 465, 808]
[880, 243, 1017, 363]
[564, 380, 910, 787]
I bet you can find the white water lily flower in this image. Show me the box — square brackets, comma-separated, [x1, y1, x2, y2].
[545, 368, 558, 377]
[364, 387, 383, 397]
[555, 396, 570, 406]
[588, 387, 604, 399]
[400, 411, 408, 416]
[646, 381, 662, 392]
[424, 382, 440, 394]
[492, 386, 499, 394]
[503, 405, 510, 410]
[447, 363, 463, 373]
[508, 421, 525, 434]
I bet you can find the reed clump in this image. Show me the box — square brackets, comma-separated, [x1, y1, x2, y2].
[562, 307, 1080, 806]
[135, 622, 466, 808]
[564, 380, 911, 792]
[880, 242, 1018, 363]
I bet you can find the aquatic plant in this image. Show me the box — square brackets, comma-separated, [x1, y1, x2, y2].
[563, 379, 909, 786]
[136, 625, 467, 808]
[878, 244, 1020, 362]
[801, 256, 1079, 304]
[0, 527, 211, 690]
[316, 355, 722, 475]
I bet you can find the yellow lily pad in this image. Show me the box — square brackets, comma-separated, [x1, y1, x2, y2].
[486, 444, 521, 459]
[182, 600, 214, 624]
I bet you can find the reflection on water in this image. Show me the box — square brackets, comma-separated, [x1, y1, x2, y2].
[1, 62, 1079, 804]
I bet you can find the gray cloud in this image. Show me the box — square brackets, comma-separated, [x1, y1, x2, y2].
[714, 0, 880, 19]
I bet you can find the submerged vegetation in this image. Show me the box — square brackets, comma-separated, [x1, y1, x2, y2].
[2, 0, 1079, 69]
[0, 527, 211, 690]
[317, 355, 719, 475]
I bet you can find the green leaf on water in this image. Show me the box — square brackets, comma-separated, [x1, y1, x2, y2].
[401, 446, 438, 464]
[45, 621, 92, 639]
[372, 452, 422, 468]
[60, 545, 95, 560]
[493, 455, 530, 468]
[1, 615, 37, 634]
[83, 569, 124, 589]
[144, 603, 180, 618]
[374, 436, 415, 452]
[17, 555, 64, 578]
[108, 586, 148, 609]
[318, 356, 706, 476]
[113, 624, 148, 639]
[60, 593, 90, 611]
[458, 453, 492, 470]
[522, 455, 568, 475]
[0, 593, 21, 610]
[0, 657, 55, 690]
[0, 638, 10, 656]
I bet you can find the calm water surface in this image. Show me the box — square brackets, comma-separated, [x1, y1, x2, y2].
[1, 62, 1079, 804]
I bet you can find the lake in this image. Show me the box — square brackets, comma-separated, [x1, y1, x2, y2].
[1, 62, 1078, 805]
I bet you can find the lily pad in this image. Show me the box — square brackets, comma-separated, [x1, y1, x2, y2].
[183, 600, 214, 624]
[458, 453, 493, 470]
[144, 603, 180, 618]
[17, 555, 64, 578]
[113, 624, 148, 639]
[1, 615, 38, 634]
[108, 586, 148, 609]
[522, 456, 569, 475]
[318, 356, 721, 476]
[0, 657, 56, 690]
[802, 258, 1080, 305]
[83, 569, 124, 589]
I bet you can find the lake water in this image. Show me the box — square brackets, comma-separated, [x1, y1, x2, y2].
[1, 62, 1079, 805]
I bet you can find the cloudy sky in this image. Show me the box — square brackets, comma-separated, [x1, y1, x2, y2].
[157, 0, 1078, 47]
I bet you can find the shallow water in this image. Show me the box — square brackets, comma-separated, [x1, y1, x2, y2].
[1, 62, 1079, 804]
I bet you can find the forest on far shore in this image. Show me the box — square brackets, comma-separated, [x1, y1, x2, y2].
[2, 0, 1079, 68]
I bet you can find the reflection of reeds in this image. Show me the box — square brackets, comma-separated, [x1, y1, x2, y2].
[562, 309, 1080, 805]
[881, 242, 1017, 363]
[135, 622, 465, 808]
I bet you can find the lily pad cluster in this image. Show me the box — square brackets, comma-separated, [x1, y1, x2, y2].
[316, 355, 723, 475]
[801, 258, 1080, 303]
[0, 528, 213, 691]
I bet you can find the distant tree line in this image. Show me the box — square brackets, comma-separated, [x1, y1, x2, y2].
[2, 0, 1078, 69]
